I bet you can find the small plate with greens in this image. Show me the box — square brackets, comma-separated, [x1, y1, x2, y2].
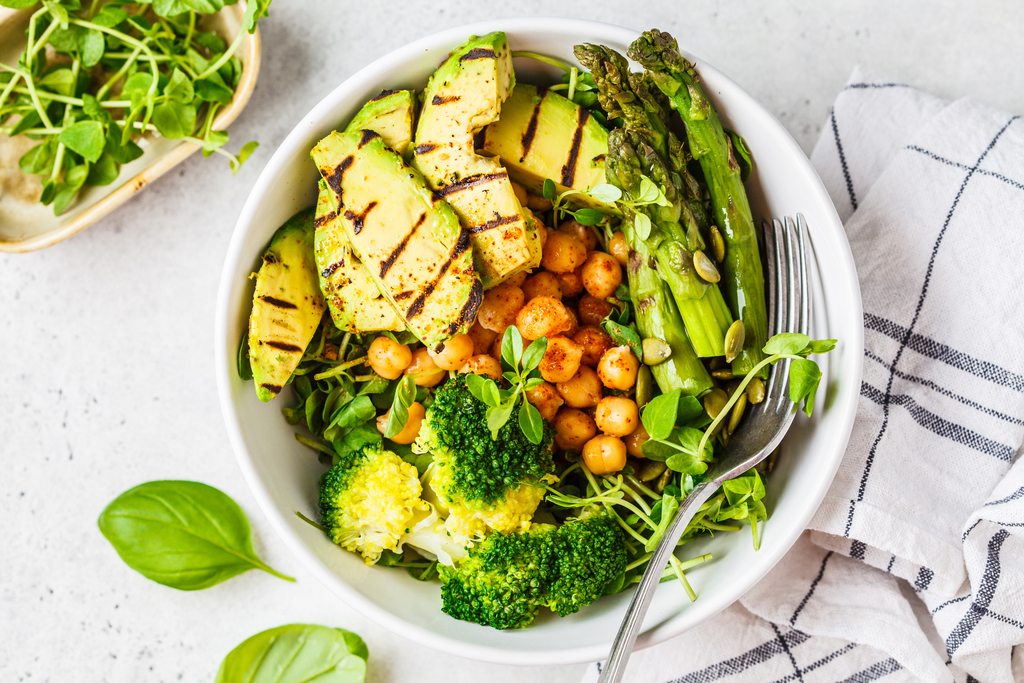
[215, 18, 864, 665]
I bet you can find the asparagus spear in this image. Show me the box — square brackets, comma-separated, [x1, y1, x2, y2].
[606, 133, 713, 396]
[576, 44, 733, 357]
[629, 30, 769, 377]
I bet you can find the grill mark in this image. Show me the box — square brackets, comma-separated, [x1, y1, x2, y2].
[265, 341, 303, 353]
[414, 142, 438, 155]
[314, 210, 336, 228]
[326, 156, 354, 212]
[260, 295, 297, 310]
[406, 230, 472, 319]
[592, 153, 607, 164]
[380, 212, 427, 279]
[473, 128, 487, 150]
[260, 383, 283, 393]
[343, 201, 378, 235]
[394, 290, 414, 301]
[437, 171, 508, 197]
[358, 129, 380, 148]
[468, 212, 519, 234]
[321, 261, 343, 278]
[446, 278, 484, 336]
[521, 88, 547, 159]
[431, 94, 460, 105]
[560, 107, 589, 187]
[460, 47, 495, 61]
[371, 89, 399, 101]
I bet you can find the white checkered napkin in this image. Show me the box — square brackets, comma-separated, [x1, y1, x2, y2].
[583, 69, 1024, 683]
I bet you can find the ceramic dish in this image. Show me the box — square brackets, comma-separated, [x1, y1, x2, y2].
[0, 5, 260, 253]
[214, 18, 863, 665]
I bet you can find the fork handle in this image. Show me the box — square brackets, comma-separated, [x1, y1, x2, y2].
[597, 479, 718, 683]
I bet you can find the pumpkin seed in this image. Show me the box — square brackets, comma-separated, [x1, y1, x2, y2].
[642, 338, 672, 365]
[655, 466, 673, 493]
[708, 356, 726, 371]
[635, 365, 654, 408]
[693, 250, 721, 283]
[721, 428, 730, 446]
[638, 460, 667, 482]
[711, 369, 734, 380]
[727, 392, 748, 434]
[746, 376, 766, 404]
[703, 387, 728, 419]
[724, 319, 745, 363]
[710, 224, 726, 263]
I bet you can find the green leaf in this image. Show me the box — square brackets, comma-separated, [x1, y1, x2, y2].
[676, 395, 704, 425]
[637, 175, 659, 204]
[634, 212, 652, 240]
[194, 31, 227, 53]
[52, 181, 78, 216]
[80, 28, 105, 68]
[85, 152, 118, 186]
[524, 376, 545, 390]
[165, 68, 194, 103]
[39, 67, 75, 96]
[242, 0, 271, 33]
[82, 93, 111, 123]
[152, 0, 191, 17]
[59, 121, 105, 163]
[481, 380, 501, 408]
[43, 0, 69, 29]
[665, 451, 708, 476]
[231, 140, 259, 174]
[201, 129, 228, 156]
[97, 480, 294, 590]
[676, 426, 713, 461]
[152, 101, 196, 140]
[518, 400, 544, 445]
[329, 395, 375, 430]
[764, 332, 810, 356]
[106, 127, 143, 164]
[543, 178, 556, 200]
[92, 5, 128, 27]
[357, 374, 390, 396]
[642, 389, 680, 441]
[194, 76, 233, 104]
[587, 183, 621, 203]
[574, 208, 604, 226]
[464, 372, 488, 402]
[521, 337, 547, 373]
[726, 128, 753, 182]
[214, 624, 368, 683]
[601, 318, 642, 361]
[10, 110, 42, 137]
[501, 324, 523, 369]
[19, 142, 54, 175]
[383, 375, 416, 438]
[486, 400, 515, 439]
[807, 339, 837, 355]
[644, 494, 678, 552]
[0, 0, 39, 8]
[343, 423, 381, 452]
[789, 357, 822, 416]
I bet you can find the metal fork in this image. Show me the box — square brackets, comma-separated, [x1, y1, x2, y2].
[597, 215, 811, 683]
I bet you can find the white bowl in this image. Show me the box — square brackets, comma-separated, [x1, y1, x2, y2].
[215, 18, 863, 666]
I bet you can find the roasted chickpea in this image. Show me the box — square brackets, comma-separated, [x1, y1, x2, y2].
[557, 268, 584, 298]
[582, 251, 623, 300]
[376, 401, 425, 445]
[578, 295, 615, 326]
[477, 282, 525, 334]
[505, 271, 529, 288]
[624, 422, 651, 458]
[537, 222, 548, 248]
[526, 382, 564, 422]
[597, 345, 640, 390]
[459, 354, 503, 381]
[608, 231, 629, 266]
[563, 307, 579, 337]
[558, 219, 597, 252]
[553, 408, 597, 451]
[428, 333, 474, 371]
[573, 325, 613, 367]
[540, 336, 584, 383]
[541, 231, 587, 274]
[556, 365, 603, 408]
[527, 194, 553, 212]
[582, 435, 628, 474]
[522, 271, 563, 301]
[405, 348, 446, 387]
[594, 396, 640, 437]
[468, 321, 497, 356]
[511, 181, 528, 205]
[516, 296, 573, 340]
[367, 336, 412, 380]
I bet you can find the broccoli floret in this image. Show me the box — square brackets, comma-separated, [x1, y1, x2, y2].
[415, 374, 557, 544]
[319, 442, 465, 566]
[438, 506, 628, 629]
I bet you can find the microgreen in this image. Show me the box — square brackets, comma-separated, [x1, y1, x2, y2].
[0, 0, 272, 214]
[464, 325, 548, 444]
[383, 374, 416, 439]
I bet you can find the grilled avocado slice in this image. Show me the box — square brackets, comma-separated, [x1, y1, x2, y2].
[479, 83, 615, 212]
[248, 208, 326, 402]
[412, 31, 541, 289]
[312, 129, 482, 350]
[346, 89, 417, 158]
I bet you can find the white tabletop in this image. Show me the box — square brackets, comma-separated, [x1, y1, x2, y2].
[3, 2, 1022, 681]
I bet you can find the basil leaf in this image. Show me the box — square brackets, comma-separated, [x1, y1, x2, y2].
[807, 339, 837, 355]
[518, 400, 544, 445]
[501, 325, 523, 369]
[98, 480, 294, 590]
[763, 332, 810, 356]
[383, 375, 416, 438]
[522, 336, 547, 373]
[641, 389, 680, 441]
[215, 624, 367, 683]
[789, 357, 822, 417]
[329, 395, 375, 430]
[601, 318, 642, 361]
[59, 120, 105, 162]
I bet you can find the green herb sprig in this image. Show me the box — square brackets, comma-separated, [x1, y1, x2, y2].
[0, 0, 271, 214]
[464, 325, 548, 444]
[216, 623, 368, 683]
[541, 177, 668, 240]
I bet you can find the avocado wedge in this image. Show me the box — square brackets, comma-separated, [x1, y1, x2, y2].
[412, 32, 541, 288]
[479, 83, 615, 212]
[312, 129, 482, 350]
[346, 89, 417, 158]
[248, 208, 326, 402]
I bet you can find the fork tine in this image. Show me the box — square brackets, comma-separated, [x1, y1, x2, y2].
[796, 214, 810, 336]
[765, 218, 789, 401]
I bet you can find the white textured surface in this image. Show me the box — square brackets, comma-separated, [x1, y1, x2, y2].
[2, 2, 1021, 682]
